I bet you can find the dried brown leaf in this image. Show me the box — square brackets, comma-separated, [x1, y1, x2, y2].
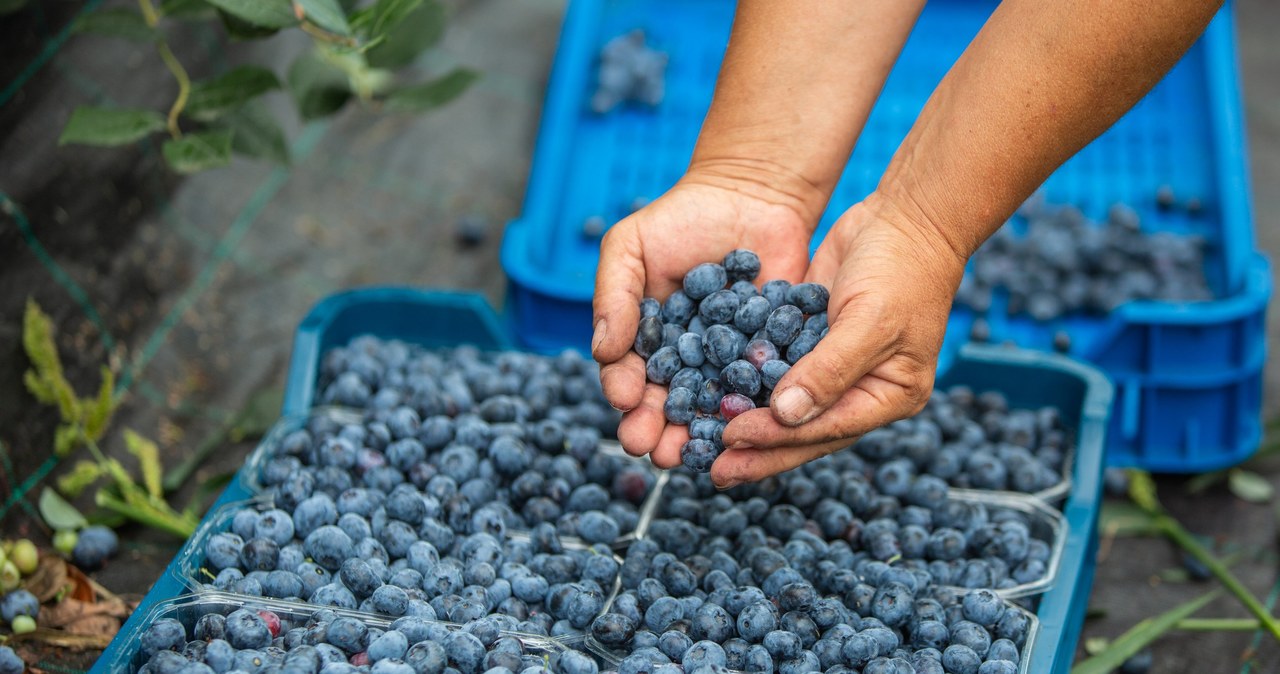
[24, 555, 70, 603]
[8, 627, 113, 649]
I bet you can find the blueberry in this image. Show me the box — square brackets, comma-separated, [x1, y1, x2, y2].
[762, 631, 801, 661]
[1119, 648, 1152, 674]
[578, 511, 621, 543]
[961, 589, 1005, 626]
[224, 609, 272, 650]
[702, 325, 746, 369]
[635, 316, 665, 359]
[677, 333, 707, 368]
[681, 439, 720, 473]
[941, 644, 981, 674]
[658, 630, 694, 662]
[684, 264, 729, 301]
[326, 616, 368, 654]
[734, 297, 772, 335]
[699, 290, 741, 325]
[646, 347, 683, 385]
[719, 360, 761, 397]
[664, 387, 698, 425]
[760, 280, 791, 311]
[591, 612, 637, 646]
[662, 291, 697, 326]
[696, 379, 725, 416]
[785, 283, 829, 313]
[555, 651, 599, 674]
[759, 360, 790, 389]
[719, 393, 755, 420]
[785, 330, 820, 364]
[977, 660, 1018, 674]
[72, 525, 118, 570]
[723, 250, 761, 283]
[764, 306, 804, 346]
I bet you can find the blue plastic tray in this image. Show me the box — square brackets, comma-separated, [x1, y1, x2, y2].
[96, 289, 1112, 674]
[501, 0, 1266, 472]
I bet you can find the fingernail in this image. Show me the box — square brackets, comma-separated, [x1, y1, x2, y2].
[591, 319, 607, 353]
[715, 479, 742, 491]
[773, 387, 815, 425]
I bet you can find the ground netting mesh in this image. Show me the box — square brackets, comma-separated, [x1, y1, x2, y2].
[2, 1, 554, 669]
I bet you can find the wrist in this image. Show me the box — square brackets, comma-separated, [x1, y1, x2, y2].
[681, 154, 829, 231]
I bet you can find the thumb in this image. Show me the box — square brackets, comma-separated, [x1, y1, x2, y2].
[592, 226, 646, 364]
[769, 299, 897, 426]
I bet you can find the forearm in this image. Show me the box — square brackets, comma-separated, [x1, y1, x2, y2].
[871, 0, 1223, 260]
[686, 0, 926, 226]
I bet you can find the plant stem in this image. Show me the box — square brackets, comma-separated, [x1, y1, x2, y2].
[1175, 618, 1261, 631]
[138, 0, 190, 139]
[95, 490, 195, 538]
[1153, 514, 1280, 641]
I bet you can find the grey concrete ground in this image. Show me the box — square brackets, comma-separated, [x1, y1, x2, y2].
[0, 0, 1278, 671]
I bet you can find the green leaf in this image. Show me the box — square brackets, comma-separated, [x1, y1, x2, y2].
[204, 0, 296, 28]
[58, 106, 166, 147]
[1082, 637, 1109, 656]
[54, 424, 80, 457]
[1070, 591, 1219, 674]
[1128, 470, 1161, 514]
[362, 0, 424, 38]
[124, 429, 164, 501]
[39, 487, 88, 531]
[57, 461, 104, 499]
[364, 0, 443, 69]
[384, 68, 477, 112]
[216, 9, 283, 39]
[296, 0, 350, 35]
[22, 298, 79, 422]
[73, 8, 158, 42]
[82, 366, 116, 442]
[288, 51, 352, 119]
[185, 66, 281, 120]
[160, 0, 216, 20]
[162, 129, 234, 173]
[218, 103, 290, 164]
[1228, 469, 1273, 503]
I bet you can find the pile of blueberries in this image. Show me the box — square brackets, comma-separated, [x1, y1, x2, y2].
[590, 30, 668, 115]
[954, 196, 1212, 321]
[848, 386, 1068, 497]
[586, 453, 1044, 674]
[632, 249, 831, 473]
[136, 604, 602, 674]
[194, 339, 657, 635]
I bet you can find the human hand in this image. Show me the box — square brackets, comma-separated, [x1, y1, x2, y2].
[710, 196, 968, 488]
[591, 180, 815, 466]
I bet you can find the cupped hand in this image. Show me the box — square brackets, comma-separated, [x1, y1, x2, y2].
[591, 180, 814, 467]
[710, 197, 969, 489]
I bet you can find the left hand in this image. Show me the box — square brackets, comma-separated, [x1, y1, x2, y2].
[709, 195, 968, 489]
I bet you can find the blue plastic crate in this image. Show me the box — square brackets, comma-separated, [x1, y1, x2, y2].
[96, 289, 1112, 673]
[501, 0, 1266, 472]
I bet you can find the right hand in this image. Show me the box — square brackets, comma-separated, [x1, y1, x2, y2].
[590, 178, 815, 468]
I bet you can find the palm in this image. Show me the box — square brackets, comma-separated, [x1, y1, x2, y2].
[592, 182, 815, 466]
[624, 184, 813, 299]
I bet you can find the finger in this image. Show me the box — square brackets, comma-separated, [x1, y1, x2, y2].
[650, 423, 689, 470]
[615, 382, 668, 457]
[723, 374, 923, 449]
[769, 300, 899, 426]
[592, 225, 646, 363]
[710, 437, 851, 489]
[600, 351, 647, 412]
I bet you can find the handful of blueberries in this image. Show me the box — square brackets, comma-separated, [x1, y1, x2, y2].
[631, 249, 831, 473]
